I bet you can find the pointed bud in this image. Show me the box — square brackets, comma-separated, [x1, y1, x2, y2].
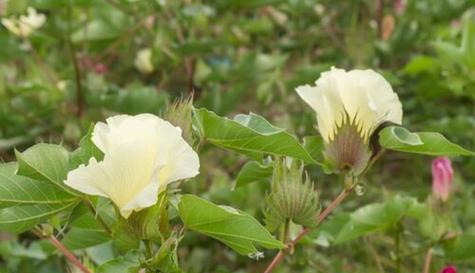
[165, 96, 194, 146]
[263, 159, 320, 231]
[432, 157, 453, 202]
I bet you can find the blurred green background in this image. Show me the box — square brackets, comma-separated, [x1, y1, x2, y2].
[1, 0, 475, 272]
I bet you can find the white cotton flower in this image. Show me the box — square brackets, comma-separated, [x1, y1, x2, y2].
[296, 67, 402, 143]
[296, 67, 403, 175]
[64, 114, 200, 218]
[1, 7, 46, 37]
[134, 48, 154, 74]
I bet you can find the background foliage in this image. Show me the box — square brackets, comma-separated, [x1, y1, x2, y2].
[1, 0, 475, 272]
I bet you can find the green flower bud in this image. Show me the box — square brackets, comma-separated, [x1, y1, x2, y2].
[165, 95, 194, 146]
[263, 159, 320, 232]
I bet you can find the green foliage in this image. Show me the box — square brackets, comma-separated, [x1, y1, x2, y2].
[0, 202, 76, 233]
[0, 163, 76, 208]
[70, 124, 104, 169]
[193, 108, 314, 162]
[1, 0, 475, 272]
[234, 160, 273, 188]
[379, 126, 475, 156]
[178, 194, 284, 255]
[335, 196, 418, 243]
[96, 251, 142, 273]
[15, 144, 70, 186]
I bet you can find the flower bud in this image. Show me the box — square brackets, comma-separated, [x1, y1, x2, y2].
[432, 157, 453, 202]
[439, 266, 457, 273]
[263, 159, 320, 231]
[164, 96, 194, 146]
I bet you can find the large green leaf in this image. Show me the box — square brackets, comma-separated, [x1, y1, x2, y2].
[62, 228, 110, 250]
[379, 126, 475, 156]
[178, 194, 284, 255]
[447, 234, 475, 260]
[0, 163, 77, 208]
[0, 202, 77, 233]
[234, 161, 273, 189]
[335, 196, 416, 243]
[15, 144, 72, 187]
[193, 108, 314, 162]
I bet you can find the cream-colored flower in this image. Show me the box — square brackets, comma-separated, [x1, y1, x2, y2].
[1, 7, 46, 37]
[134, 48, 154, 74]
[296, 67, 402, 143]
[64, 114, 200, 218]
[296, 67, 402, 174]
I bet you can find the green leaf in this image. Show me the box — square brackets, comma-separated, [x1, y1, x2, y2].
[97, 250, 142, 273]
[15, 144, 71, 187]
[234, 161, 273, 189]
[0, 202, 76, 233]
[447, 234, 475, 260]
[303, 136, 325, 163]
[379, 126, 475, 156]
[178, 194, 284, 255]
[193, 108, 314, 162]
[233, 113, 285, 135]
[61, 203, 111, 250]
[71, 4, 130, 43]
[62, 228, 110, 250]
[0, 163, 77, 208]
[335, 196, 415, 243]
[70, 124, 104, 169]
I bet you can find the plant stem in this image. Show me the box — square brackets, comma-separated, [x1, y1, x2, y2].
[263, 185, 354, 273]
[67, 0, 85, 117]
[144, 239, 153, 258]
[422, 248, 433, 273]
[395, 222, 402, 273]
[281, 219, 290, 244]
[33, 229, 91, 273]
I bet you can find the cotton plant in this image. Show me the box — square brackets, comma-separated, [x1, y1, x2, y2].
[0, 68, 474, 273]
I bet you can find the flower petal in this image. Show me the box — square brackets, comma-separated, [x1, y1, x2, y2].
[296, 67, 403, 143]
[66, 114, 200, 218]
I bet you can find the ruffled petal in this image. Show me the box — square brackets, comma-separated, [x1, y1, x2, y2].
[296, 67, 403, 143]
[66, 114, 200, 218]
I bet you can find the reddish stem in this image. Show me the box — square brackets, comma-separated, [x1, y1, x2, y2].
[422, 248, 433, 273]
[33, 230, 91, 273]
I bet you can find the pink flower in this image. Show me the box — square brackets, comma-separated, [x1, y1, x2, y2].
[439, 265, 457, 273]
[432, 157, 453, 202]
[94, 63, 107, 74]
